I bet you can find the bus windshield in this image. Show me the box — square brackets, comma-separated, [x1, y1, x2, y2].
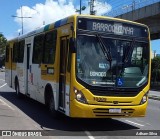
[76, 35, 149, 88]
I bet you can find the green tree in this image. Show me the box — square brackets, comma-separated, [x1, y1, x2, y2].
[151, 57, 160, 82]
[0, 33, 7, 66]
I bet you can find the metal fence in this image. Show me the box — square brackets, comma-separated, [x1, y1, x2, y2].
[105, 0, 160, 17]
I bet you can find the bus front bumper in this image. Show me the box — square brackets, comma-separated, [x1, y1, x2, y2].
[70, 100, 148, 118]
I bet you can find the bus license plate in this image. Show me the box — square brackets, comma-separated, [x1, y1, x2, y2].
[109, 108, 121, 113]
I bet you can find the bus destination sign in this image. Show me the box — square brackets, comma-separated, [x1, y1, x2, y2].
[91, 22, 134, 36]
[77, 18, 148, 38]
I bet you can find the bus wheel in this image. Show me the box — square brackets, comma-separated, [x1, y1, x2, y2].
[15, 80, 22, 98]
[48, 94, 59, 118]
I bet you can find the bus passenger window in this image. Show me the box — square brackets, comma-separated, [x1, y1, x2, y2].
[18, 40, 25, 63]
[13, 42, 19, 63]
[32, 34, 44, 64]
[5, 45, 9, 62]
[43, 30, 57, 64]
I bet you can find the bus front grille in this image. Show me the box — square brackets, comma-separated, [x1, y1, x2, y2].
[90, 89, 139, 97]
[93, 108, 134, 117]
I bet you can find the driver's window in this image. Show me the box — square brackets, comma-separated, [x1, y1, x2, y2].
[130, 42, 149, 75]
[131, 46, 143, 65]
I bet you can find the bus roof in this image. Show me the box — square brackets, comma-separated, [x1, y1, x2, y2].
[9, 14, 148, 41]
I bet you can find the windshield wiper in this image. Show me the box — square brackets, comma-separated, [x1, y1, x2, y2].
[124, 39, 136, 63]
[120, 39, 136, 77]
[96, 34, 112, 64]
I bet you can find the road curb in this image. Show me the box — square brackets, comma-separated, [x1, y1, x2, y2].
[149, 95, 160, 101]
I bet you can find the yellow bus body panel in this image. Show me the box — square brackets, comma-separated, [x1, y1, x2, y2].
[70, 99, 148, 118]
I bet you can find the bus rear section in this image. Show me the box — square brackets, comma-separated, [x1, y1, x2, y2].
[69, 16, 150, 118]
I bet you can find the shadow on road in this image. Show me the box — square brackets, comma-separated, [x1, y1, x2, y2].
[0, 91, 139, 133]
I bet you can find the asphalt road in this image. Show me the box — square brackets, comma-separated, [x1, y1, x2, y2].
[0, 72, 160, 139]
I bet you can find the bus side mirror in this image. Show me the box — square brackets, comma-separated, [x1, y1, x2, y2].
[69, 38, 76, 53]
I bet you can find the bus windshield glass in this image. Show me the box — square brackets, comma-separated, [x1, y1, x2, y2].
[76, 35, 149, 88]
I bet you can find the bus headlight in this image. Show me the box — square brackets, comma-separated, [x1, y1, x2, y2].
[140, 93, 148, 104]
[74, 88, 88, 104]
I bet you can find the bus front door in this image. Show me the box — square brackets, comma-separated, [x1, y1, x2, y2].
[59, 37, 69, 111]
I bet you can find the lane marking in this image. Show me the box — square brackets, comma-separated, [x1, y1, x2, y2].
[0, 83, 7, 88]
[0, 79, 5, 81]
[125, 120, 144, 127]
[135, 118, 152, 126]
[85, 131, 95, 139]
[0, 98, 14, 110]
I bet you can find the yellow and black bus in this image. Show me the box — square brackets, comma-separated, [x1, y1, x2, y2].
[5, 15, 151, 118]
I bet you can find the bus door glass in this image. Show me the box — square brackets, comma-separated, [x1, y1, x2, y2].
[29, 34, 45, 101]
[25, 44, 31, 96]
[5, 44, 10, 86]
[10, 48, 13, 87]
[59, 37, 69, 110]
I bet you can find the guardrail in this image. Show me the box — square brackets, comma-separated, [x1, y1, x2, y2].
[105, 0, 160, 17]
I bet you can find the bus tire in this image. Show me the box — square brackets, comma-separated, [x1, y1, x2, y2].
[48, 95, 59, 118]
[15, 78, 23, 98]
[45, 86, 60, 118]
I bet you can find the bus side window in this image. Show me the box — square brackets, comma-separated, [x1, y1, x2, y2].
[18, 40, 25, 63]
[12, 42, 19, 63]
[43, 30, 57, 64]
[32, 34, 44, 64]
[5, 45, 9, 62]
